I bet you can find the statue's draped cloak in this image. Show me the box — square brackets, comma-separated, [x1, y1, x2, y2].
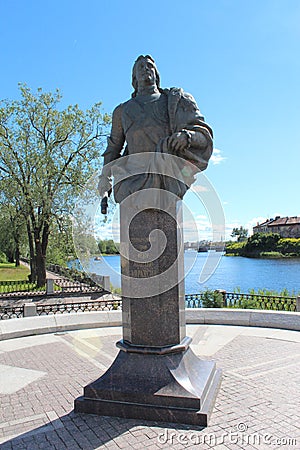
[102, 88, 213, 202]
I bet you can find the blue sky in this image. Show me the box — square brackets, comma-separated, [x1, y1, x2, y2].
[1, 0, 300, 240]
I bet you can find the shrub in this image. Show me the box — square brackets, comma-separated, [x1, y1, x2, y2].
[201, 290, 224, 308]
[278, 238, 300, 256]
[259, 251, 283, 258]
[227, 235, 300, 259]
[244, 233, 280, 256]
[248, 287, 297, 297]
[0, 251, 7, 263]
[233, 296, 259, 309]
[225, 241, 246, 256]
[110, 284, 122, 295]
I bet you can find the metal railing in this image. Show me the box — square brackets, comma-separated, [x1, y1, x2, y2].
[50, 279, 105, 294]
[185, 291, 297, 312]
[36, 299, 122, 315]
[0, 280, 46, 296]
[0, 306, 24, 320]
[185, 293, 205, 308]
[224, 292, 297, 312]
[0, 292, 298, 320]
[0, 278, 106, 299]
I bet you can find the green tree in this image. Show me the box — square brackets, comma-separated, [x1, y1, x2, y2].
[98, 240, 107, 254]
[231, 226, 248, 242]
[244, 232, 280, 254]
[0, 209, 17, 263]
[0, 190, 27, 266]
[98, 239, 119, 254]
[105, 239, 119, 254]
[46, 216, 75, 266]
[0, 84, 110, 286]
[225, 240, 246, 256]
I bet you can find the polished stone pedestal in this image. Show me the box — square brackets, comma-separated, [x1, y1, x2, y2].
[120, 204, 186, 347]
[75, 200, 221, 425]
[75, 339, 221, 426]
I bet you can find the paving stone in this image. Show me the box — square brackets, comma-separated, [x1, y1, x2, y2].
[0, 325, 299, 449]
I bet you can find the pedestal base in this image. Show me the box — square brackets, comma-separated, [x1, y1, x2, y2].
[75, 341, 221, 426]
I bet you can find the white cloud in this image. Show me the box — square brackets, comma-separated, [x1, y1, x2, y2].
[246, 216, 267, 229]
[210, 148, 226, 165]
[192, 184, 209, 193]
[183, 214, 225, 242]
[225, 216, 268, 240]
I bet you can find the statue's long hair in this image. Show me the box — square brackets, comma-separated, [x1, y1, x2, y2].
[131, 55, 163, 97]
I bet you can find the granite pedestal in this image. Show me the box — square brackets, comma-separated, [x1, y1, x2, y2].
[75, 201, 221, 426]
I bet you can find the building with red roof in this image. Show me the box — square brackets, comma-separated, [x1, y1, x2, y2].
[253, 216, 300, 238]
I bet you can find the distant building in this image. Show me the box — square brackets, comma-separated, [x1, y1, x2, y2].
[253, 216, 300, 238]
[184, 241, 199, 251]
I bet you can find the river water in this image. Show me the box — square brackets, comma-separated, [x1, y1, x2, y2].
[73, 252, 300, 295]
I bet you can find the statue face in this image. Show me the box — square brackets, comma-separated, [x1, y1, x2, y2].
[134, 57, 157, 87]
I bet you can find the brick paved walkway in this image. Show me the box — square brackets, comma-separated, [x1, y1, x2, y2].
[0, 324, 299, 449]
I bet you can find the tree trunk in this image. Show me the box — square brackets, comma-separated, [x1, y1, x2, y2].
[41, 221, 50, 258]
[15, 244, 20, 267]
[27, 220, 36, 282]
[36, 221, 50, 288]
[35, 233, 46, 288]
[7, 250, 14, 263]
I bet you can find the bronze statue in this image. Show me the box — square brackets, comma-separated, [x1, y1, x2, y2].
[98, 55, 213, 210]
[76, 56, 221, 426]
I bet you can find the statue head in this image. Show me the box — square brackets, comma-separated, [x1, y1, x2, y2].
[131, 55, 161, 97]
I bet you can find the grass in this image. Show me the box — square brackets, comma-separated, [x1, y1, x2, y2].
[259, 251, 284, 258]
[0, 263, 30, 282]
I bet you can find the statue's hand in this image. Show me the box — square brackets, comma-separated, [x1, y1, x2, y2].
[98, 175, 112, 198]
[167, 131, 191, 154]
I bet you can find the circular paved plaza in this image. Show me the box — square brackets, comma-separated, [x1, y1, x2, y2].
[0, 324, 299, 449]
